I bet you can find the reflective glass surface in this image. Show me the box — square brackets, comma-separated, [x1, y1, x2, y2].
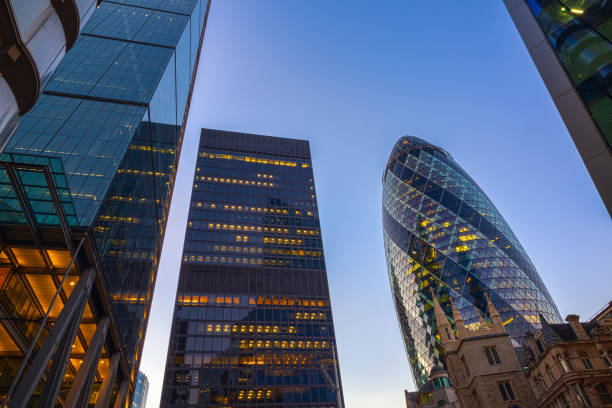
[0, 152, 76, 226]
[161, 129, 343, 407]
[2, 0, 211, 378]
[382, 136, 561, 387]
[525, 0, 612, 147]
[132, 371, 149, 408]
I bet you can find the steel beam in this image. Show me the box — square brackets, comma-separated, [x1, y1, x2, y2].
[7, 267, 95, 408]
[63, 316, 110, 408]
[94, 352, 120, 408]
[39, 298, 85, 408]
[112, 379, 130, 408]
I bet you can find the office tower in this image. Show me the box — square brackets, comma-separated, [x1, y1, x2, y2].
[504, 1, 612, 216]
[132, 372, 149, 408]
[0, 0, 97, 149]
[0, 1, 210, 406]
[382, 136, 561, 387]
[161, 129, 344, 407]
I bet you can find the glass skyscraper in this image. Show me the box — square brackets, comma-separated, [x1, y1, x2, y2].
[504, 0, 612, 216]
[382, 136, 561, 388]
[161, 129, 344, 407]
[0, 0, 209, 406]
[133, 371, 149, 408]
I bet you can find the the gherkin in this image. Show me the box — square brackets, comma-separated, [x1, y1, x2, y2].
[382, 136, 561, 387]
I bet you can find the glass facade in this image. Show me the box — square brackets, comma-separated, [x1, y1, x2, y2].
[133, 371, 149, 408]
[382, 136, 561, 388]
[523, 1, 612, 148]
[0, 0, 210, 384]
[161, 129, 344, 407]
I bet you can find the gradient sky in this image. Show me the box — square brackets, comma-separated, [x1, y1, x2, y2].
[139, 1, 612, 407]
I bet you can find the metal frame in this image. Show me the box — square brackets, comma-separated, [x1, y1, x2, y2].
[0, 160, 132, 408]
[503, 0, 612, 217]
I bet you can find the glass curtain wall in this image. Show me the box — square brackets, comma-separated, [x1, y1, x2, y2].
[161, 129, 344, 407]
[1, 0, 210, 379]
[524, 0, 612, 147]
[382, 136, 561, 387]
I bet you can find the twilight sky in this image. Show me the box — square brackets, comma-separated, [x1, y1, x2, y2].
[140, 1, 612, 407]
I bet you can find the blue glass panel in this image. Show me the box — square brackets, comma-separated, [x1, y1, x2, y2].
[94, 42, 173, 103]
[82, 3, 148, 40]
[175, 20, 190, 124]
[382, 135, 561, 387]
[113, 0, 198, 15]
[8, 95, 145, 225]
[46, 36, 126, 97]
[134, 10, 189, 47]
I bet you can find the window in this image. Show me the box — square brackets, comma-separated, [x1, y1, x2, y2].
[578, 351, 594, 369]
[461, 355, 470, 377]
[557, 354, 570, 372]
[472, 390, 481, 407]
[537, 373, 548, 392]
[546, 365, 555, 383]
[572, 384, 592, 408]
[601, 350, 611, 367]
[498, 381, 516, 401]
[595, 383, 612, 404]
[558, 393, 570, 408]
[433, 378, 441, 389]
[484, 346, 501, 364]
[564, 353, 575, 370]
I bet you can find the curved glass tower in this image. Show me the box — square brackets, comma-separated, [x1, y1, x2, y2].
[382, 136, 561, 387]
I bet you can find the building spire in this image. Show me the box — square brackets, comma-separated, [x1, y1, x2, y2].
[477, 310, 486, 327]
[430, 287, 453, 343]
[484, 292, 503, 327]
[450, 296, 465, 337]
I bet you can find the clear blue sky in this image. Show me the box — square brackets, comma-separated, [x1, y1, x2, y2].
[140, 1, 611, 407]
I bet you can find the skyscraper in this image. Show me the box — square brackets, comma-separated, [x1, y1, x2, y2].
[0, 1, 210, 406]
[161, 129, 344, 407]
[382, 136, 561, 387]
[503, 1, 612, 216]
[132, 372, 149, 408]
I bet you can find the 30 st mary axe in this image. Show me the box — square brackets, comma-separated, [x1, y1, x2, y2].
[382, 136, 561, 388]
[161, 129, 344, 407]
[0, 1, 209, 406]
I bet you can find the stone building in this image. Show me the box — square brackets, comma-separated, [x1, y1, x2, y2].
[404, 366, 459, 408]
[591, 301, 612, 325]
[431, 289, 536, 407]
[432, 289, 612, 408]
[522, 313, 612, 407]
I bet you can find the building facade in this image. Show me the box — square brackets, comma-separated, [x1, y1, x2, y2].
[433, 291, 537, 408]
[132, 371, 149, 408]
[0, 0, 210, 406]
[503, 0, 612, 216]
[0, 0, 98, 149]
[523, 312, 612, 407]
[404, 366, 459, 408]
[161, 129, 344, 407]
[434, 293, 612, 408]
[382, 135, 561, 387]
